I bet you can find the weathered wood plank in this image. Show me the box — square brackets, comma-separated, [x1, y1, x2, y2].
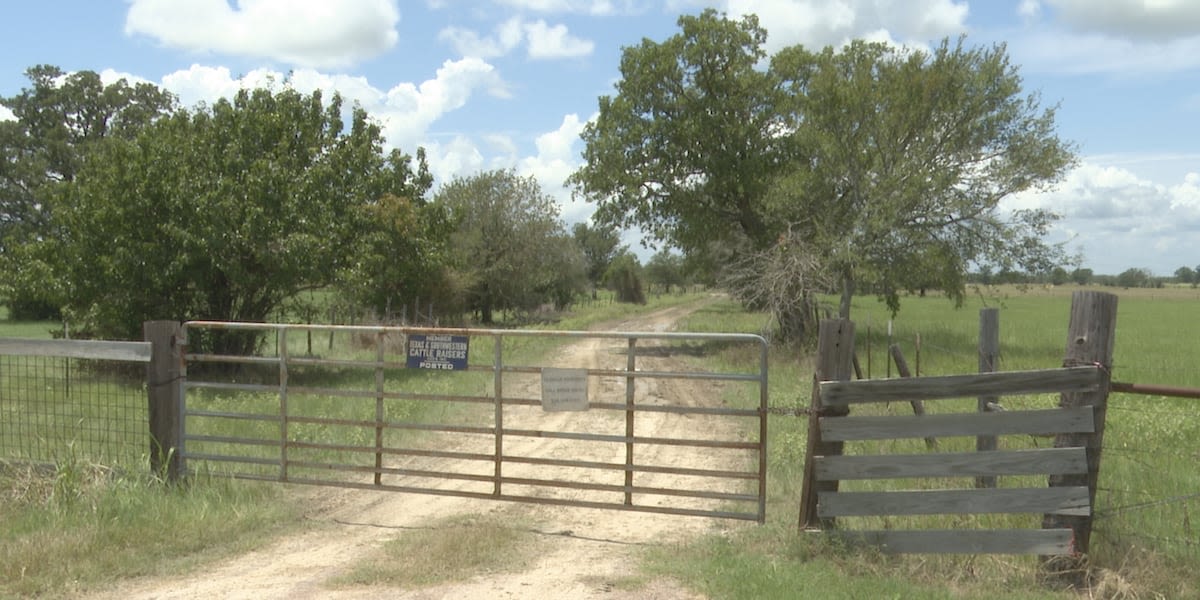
[830, 529, 1075, 555]
[0, 337, 152, 362]
[820, 366, 1100, 406]
[818, 486, 1091, 517]
[820, 407, 1094, 441]
[815, 447, 1089, 481]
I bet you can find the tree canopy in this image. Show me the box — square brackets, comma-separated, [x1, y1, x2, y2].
[1, 65, 176, 317]
[570, 10, 1076, 338]
[436, 169, 586, 323]
[12, 84, 431, 351]
[568, 11, 788, 253]
[571, 221, 624, 290]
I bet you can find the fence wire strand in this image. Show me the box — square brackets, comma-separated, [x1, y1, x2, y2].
[1, 354, 147, 466]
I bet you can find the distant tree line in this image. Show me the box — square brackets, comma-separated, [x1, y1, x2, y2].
[967, 265, 1200, 288]
[0, 65, 675, 353]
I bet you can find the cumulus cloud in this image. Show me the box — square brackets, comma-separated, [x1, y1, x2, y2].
[1013, 28, 1200, 75]
[494, 0, 639, 16]
[518, 114, 589, 220]
[722, 0, 968, 54]
[1011, 0, 1200, 74]
[124, 0, 400, 68]
[1044, 0, 1200, 41]
[0, 105, 14, 121]
[439, 17, 594, 59]
[1004, 161, 1200, 273]
[155, 57, 508, 158]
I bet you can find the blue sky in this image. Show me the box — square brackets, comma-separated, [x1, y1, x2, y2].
[2, 0, 1197, 276]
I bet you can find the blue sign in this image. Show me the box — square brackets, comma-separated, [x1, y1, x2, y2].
[406, 334, 470, 370]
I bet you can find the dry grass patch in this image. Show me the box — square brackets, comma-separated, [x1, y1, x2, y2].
[326, 508, 540, 590]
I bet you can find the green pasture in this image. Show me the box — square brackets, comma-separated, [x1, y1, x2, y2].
[662, 284, 1200, 599]
[2, 285, 1198, 598]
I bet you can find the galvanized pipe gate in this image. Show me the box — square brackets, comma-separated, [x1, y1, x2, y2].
[177, 322, 768, 522]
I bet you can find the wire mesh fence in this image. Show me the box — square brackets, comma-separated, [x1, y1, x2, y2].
[0, 353, 148, 468]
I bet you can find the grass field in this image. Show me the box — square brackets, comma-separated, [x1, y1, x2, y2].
[2, 284, 1198, 598]
[660, 284, 1200, 599]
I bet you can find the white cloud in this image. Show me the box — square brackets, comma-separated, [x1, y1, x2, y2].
[1004, 161, 1200, 273]
[424, 136, 488, 185]
[519, 113, 590, 223]
[156, 58, 508, 157]
[1045, 0, 1200, 41]
[494, 0, 639, 16]
[524, 20, 595, 59]
[1013, 29, 1200, 75]
[722, 0, 968, 54]
[0, 105, 14, 121]
[98, 68, 155, 87]
[438, 17, 593, 59]
[124, 0, 400, 68]
[1018, 0, 1041, 20]
[438, 17, 525, 58]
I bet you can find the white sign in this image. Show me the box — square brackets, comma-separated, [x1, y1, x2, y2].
[541, 368, 589, 412]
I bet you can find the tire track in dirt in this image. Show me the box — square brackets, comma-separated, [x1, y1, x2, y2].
[90, 299, 750, 600]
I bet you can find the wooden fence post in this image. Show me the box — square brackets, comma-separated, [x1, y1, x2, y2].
[1042, 291, 1117, 574]
[145, 321, 185, 481]
[977, 308, 1000, 488]
[889, 344, 937, 449]
[799, 319, 856, 529]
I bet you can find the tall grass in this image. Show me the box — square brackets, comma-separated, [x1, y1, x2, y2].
[0, 291, 707, 597]
[660, 285, 1200, 599]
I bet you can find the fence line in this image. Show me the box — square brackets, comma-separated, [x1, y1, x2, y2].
[1, 339, 150, 467]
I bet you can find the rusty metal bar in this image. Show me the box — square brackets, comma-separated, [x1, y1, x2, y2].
[278, 328, 289, 483]
[625, 337, 636, 507]
[493, 335, 503, 497]
[1111, 381, 1200, 400]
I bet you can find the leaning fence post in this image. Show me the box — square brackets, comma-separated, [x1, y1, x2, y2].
[977, 308, 1000, 488]
[145, 321, 185, 481]
[1041, 291, 1117, 576]
[799, 318, 855, 530]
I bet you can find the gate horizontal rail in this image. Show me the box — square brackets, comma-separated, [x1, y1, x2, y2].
[178, 320, 769, 523]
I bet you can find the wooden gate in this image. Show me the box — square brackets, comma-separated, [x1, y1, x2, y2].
[806, 366, 1102, 554]
[799, 291, 1118, 556]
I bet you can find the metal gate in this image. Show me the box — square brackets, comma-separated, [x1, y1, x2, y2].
[178, 321, 768, 522]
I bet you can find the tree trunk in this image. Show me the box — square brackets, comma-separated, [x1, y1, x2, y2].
[839, 272, 855, 319]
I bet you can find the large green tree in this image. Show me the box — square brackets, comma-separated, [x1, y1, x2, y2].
[14, 85, 430, 351]
[570, 11, 1076, 338]
[568, 10, 789, 255]
[1, 65, 175, 316]
[436, 170, 586, 323]
[769, 38, 1076, 317]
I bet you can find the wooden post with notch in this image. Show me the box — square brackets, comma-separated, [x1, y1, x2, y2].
[977, 308, 1000, 488]
[1041, 291, 1117, 577]
[799, 319, 855, 530]
[145, 321, 185, 481]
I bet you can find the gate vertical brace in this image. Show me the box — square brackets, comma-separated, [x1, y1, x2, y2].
[624, 338, 636, 507]
[799, 319, 856, 530]
[757, 338, 769, 524]
[1042, 291, 1117, 574]
[374, 331, 385, 486]
[977, 308, 1000, 489]
[278, 329, 289, 482]
[493, 335, 503, 497]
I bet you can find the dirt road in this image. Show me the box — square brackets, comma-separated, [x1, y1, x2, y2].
[94, 302, 753, 599]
